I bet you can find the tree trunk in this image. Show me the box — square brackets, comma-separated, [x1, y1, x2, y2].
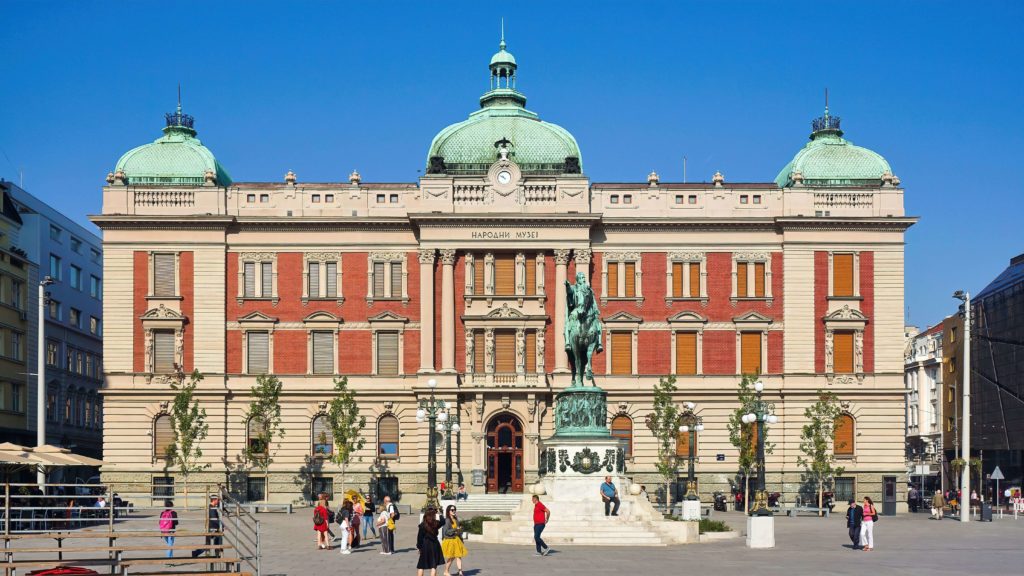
[341, 462, 347, 500]
[183, 477, 189, 511]
[665, 480, 671, 513]
[744, 475, 750, 514]
[818, 480, 823, 518]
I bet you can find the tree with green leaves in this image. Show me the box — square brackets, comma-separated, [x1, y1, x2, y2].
[166, 369, 210, 509]
[726, 375, 774, 510]
[324, 376, 367, 496]
[648, 375, 681, 510]
[243, 374, 285, 501]
[796, 390, 846, 516]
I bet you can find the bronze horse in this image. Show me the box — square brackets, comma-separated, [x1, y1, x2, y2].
[564, 272, 604, 386]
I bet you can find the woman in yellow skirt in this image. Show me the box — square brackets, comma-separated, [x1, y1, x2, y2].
[441, 505, 467, 576]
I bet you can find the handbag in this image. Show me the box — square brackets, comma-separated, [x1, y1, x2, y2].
[387, 517, 396, 531]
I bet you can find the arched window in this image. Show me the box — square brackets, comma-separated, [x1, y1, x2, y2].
[610, 415, 633, 458]
[834, 414, 855, 457]
[247, 417, 268, 456]
[312, 415, 334, 457]
[377, 415, 399, 459]
[153, 414, 173, 463]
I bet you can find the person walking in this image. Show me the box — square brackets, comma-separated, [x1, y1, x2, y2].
[192, 495, 223, 558]
[416, 506, 445, 576]
[159, 499, 179, 559]
[845, 498, 863, 550]
[931, 490, 946, 520]
[532, 494, 550, 556]
[441, 505, 467, 576]
[860, 496, 877, 552]
[363, 498, 377, 541]
[313, 495, 331, 550]
[599, 476, 620, 516]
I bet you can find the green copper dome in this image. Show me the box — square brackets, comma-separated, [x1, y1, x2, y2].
[775, 109, 891, 187]
[114, 107, 232, 186]
[426, 37, 582, 175]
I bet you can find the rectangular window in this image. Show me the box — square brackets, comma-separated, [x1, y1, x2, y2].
[247, 477, 267, 502]
[741, 332, 762, 375]
[494, 330, 516, 373]
[85, 355, 94, 378]
[688, 195, 697, 204]
[49, 299, 61, 320]
[389, 262, 402, 297]
[675, 332, 697, 375]
[390, 194, 399, 203]
[623, 194, 632, 204]
[376, 332, 400, 375]
[308, 262, 320, 298]
[740, 195, 749, 204]
[90, 275, 101, 299]
[90, 248, 101, 264]
[243, 261, 256, 297]
[70, 265, 82, 290]
[524, 258, 536, 296]
[833, 254, 854, 297]
[261, 262, 273, 297]
[833, 331, 855, 374]
[675, 195, 683, 204]
[153, 330, 175, 373]
[610, 332, 632, 375]
[753, 262, 765, 297]
[70, 308, 81, 329]
[46, 341, 59, 367]
[376, 194, 385, 203]
[247, 331, 270, 374]
[736, 262, 748, 297]
[90, 316, 100, 335]
[153, 253, 176, 296]
[525, 331, 537, 372]
[11, 333, 21, 361]
[753, 195, 762, 204]
[610, 195, 619, 204]
[473, 331, 485, 373]
[11, 383, 21, 413]
[671, 262, 683, 298]
[50, 225, 62, 241]
[689, 262, 700, 297]
[49, 254, 61, 280]
[325, 262, 338, 298]
[247, 194, 256, 203]
[373, 262, 386, 298]
[834, 477, 855, 504]
[12, 280, 22, 309]
[607, 262, 619, 298]
[325, 194, 334, 203]
[494, 254, 515, 295]
[623, 262, 636, 297]
[260, 194, 269, 203]
[312, 194, 321, 203]
[312, 331, 334, 374]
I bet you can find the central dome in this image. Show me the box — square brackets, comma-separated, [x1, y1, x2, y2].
[426, 37, 582, 175]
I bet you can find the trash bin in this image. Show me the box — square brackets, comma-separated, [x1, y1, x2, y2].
[28, 568, 100, 575]
[981, 503, 993, 522]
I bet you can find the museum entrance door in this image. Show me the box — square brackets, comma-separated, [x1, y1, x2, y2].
[486, 413, 524, 493]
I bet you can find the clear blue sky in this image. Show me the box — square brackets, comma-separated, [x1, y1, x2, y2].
[2, 0, 1021, 327]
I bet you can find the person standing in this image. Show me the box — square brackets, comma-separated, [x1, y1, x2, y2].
[192, 495, 223, 558]
[351, 500, 363, 548]
[532, 495, 550, 556]
[599, 476, 620, 516]
[931, 490, 946, 520]
[376, 501, 393, 555]
[860, 496, 877, 552]
[313, 495, 331, 550]
[907, 486, 919, 513]
[159, 499, 179, 559]
[363, 498, 377, 541]
[338, 507, 352, 555]
[416, 506, 445, 576]
[441, 505, 467, 576]
[845, 498, 863, 550]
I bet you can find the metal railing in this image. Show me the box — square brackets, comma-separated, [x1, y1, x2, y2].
[2, 483, 125, 534]
[218, 484, 262, 576]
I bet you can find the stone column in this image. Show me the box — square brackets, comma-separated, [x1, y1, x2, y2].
[418, 249, 436, 373]
[440, 249, 457, 373]
[553, 249, 572, 373]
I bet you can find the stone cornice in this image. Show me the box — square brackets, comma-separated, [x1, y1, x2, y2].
[774, 216, 917, 232]
[90, 214, 235, 230]
[409, 213, 601, 227]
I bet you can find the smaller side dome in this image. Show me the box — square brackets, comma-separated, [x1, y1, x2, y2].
[775, 107, 891, 188]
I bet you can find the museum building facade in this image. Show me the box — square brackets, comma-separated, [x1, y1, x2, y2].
[94, 39, 914, 509]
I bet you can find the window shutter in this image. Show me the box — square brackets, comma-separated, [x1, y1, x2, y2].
[376, 332, 400, 375]
[261, 262, 273, 297]
[689, 262, 701, 298]
[672, 262, 683, 298]
[243, 261, 256, 297]
[611, 415, 633, 458]
[474, 331, 485, 373]
[607, 263, 619, 298]
[308, 262, 320, 298]
[834, 331, 855, 374]
[153, 254, 175, 297]
[494, 331, 516, 373]
[525, 257, 536, 296]
[312, 416, 334, 457]
[154, 415, 173, 461]
[736, 262, 748, 297]
[325, 262, 337, 297]
[247, 332, 270, 374]
[473, 255, 485, 295]
[373, 262, 385, 298]
[494, 254, 515, 295]
[834, 414, 855, 456]
[611, 332, 632, 375]
[741, 332, 762, 375]
[675, 332, 697, 375]
[390, 262, 403, 297]
[378, 415, 399, 458]
[153, 330, 175, 373]
[525, 331, 537, 372]
[312, 331, 334, 374]
[833, 254, 854, 297]
[676, 430, 694, 458]
[754, 262, 766, 297]
[624, 262, 636, 297]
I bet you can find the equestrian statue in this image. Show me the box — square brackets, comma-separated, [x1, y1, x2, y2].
[564, 271, 603, 387]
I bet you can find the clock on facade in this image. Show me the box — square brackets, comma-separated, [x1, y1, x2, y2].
[497, 170, 512, 185]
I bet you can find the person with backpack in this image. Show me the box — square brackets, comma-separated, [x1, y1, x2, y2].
[860, 496, 877, 551]
[159, 499, 179, 559]
[377, 496, 394, 555]
[313, 495, 331, 550]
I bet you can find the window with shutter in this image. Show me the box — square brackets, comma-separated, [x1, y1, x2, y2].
[390, 262, 403, 297]
[494, 331, 516, 373]
[834, 414, 855, 456]
[243, 262, 256, 297]
[624, 262, 636, 297]
[473, 255, 485, 295]
[676, 429, 696, 458]
[672, 262, 684, 297]
[753, 262, 766, 297]
[494, 254, 515, 295]
[325, 262, 338, 297]
[312, 331, 334, 374]
[525, 331, 537, 372]
[689, 262, 701, 298]
[611, 415, 633, 458]
[378, 415, 399, 458]
[736, 262, 748, 297]
[675, 332, 697, 375]
[153, 415, 173, 462]
[473, 331, 485, 373]
[611, 332, 632, 375]
[833, 254, 854, 297]
[607, 263, 619, 298]
[308, 262, 320, 298]
[376, 332, 400, 375]
[312, 415, 334, 457]
[373, 262, 385, 298]
[153, 254, 176, 296]
[247, 332, 269, 374]
[153, 330, 175, 373]
[741, 332, 762, 375]
[833, 331, 855, 374]
[261, 262, 273, 297]
[525, 258, 536, 296]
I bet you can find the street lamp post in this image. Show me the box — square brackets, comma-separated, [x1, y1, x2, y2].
[440, 413, 461, 499]
[36, 276, 54, 486]
[677, 402, 704, 501]
[954, 290, 971, 523]
[741, 380, 778, 516]
[416, 378, 447, 511]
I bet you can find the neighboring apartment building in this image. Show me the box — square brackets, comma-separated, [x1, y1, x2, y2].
[94, 38, 914, 510]
[904, 322, 943, 493]
[4, 181, 104, 459]
[0, 182, 33, 446]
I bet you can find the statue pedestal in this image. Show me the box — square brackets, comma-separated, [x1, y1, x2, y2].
[680, 499, 702, 521]
[745, 515, 776, 549]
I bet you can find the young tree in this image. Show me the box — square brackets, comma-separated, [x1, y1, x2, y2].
[648, 375, 681, 511]
[324, 376, 367, 496]
[796, 390, 846, 516]
[726, 375, 774, 510]
[243, 375, 285, 501]
[165, 369, 210, 509]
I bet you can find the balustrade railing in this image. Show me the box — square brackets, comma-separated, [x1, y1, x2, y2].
[813, 192, 873, 208]
[135, 189, 195, 207]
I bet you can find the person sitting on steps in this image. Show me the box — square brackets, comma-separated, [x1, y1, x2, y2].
[600, 476, 620, 516]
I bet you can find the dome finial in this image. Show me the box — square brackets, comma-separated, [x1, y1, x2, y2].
[177, 83, 182, 115]
[811, 89, 841, 139]
[500, 17, 506, 50]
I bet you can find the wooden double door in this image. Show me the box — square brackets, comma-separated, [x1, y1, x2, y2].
[486, 413, 524, 493]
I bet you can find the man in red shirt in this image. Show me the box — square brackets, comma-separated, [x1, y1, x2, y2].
[532, 495, 551, 556]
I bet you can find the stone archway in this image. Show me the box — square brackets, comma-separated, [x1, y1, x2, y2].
[486, 412, 524, 493]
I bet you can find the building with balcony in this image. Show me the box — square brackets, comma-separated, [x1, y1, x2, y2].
[0, 183, 33, 447]
[94, 37, 914, 508]
[904, 323, 944, 493]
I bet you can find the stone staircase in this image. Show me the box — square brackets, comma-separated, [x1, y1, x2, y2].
[440, 493, 529, 516]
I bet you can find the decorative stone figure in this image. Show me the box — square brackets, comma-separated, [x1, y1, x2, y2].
[564, 271, 604, 386]
[824, 331, 834, 372]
